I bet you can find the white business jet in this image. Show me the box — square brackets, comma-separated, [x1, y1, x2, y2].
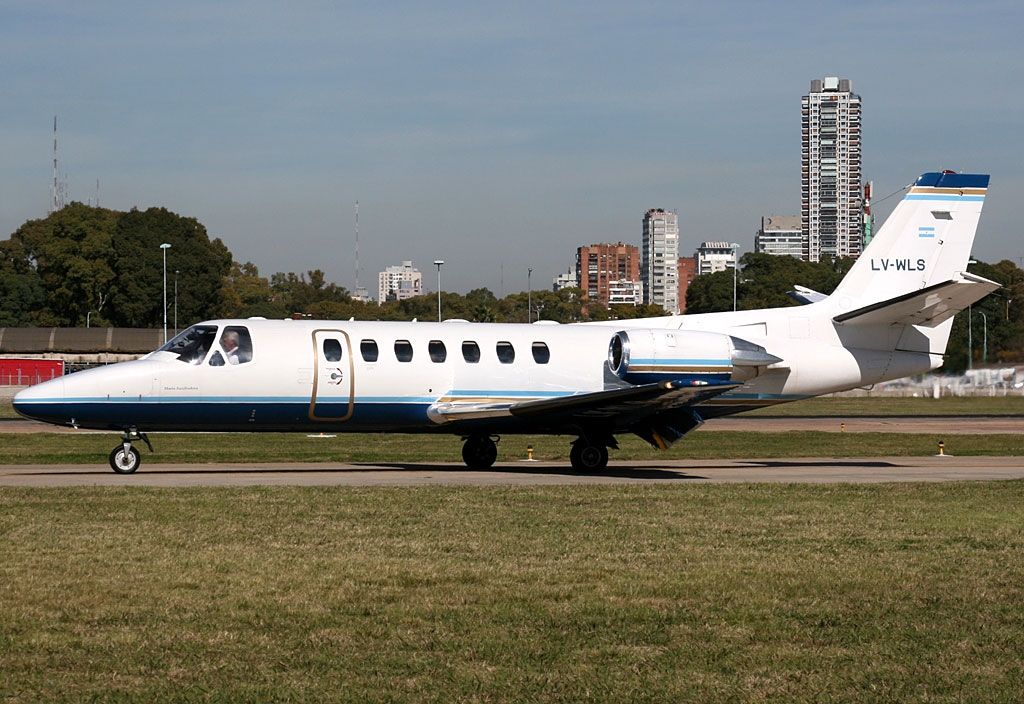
[14, 171, 997, 473]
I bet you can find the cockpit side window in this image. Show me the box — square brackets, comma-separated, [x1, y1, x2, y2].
[160, 325, 219, 364]
[210, 326, 253, 366]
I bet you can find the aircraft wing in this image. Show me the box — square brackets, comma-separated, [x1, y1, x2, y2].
[427, 379, 738, 426]
[833, 273, 1000, 328]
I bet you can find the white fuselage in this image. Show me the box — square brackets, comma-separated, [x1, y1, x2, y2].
[13, 309, 932, 435]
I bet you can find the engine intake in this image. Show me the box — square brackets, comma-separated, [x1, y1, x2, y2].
[608, 330, 780, 384]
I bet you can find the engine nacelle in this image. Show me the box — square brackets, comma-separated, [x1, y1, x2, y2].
[607, 329, 781, 385]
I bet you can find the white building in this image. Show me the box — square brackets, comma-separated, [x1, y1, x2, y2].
[377, 261, 423, 305]
[641, 209, 680, 314]
[696, 241, 737, 276]
[755, 216, 803, 258]
[802, 76, 863, 261]
[552, 267, 577, 292]
[608, 279, 643, 306]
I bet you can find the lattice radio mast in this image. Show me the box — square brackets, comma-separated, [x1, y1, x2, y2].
[355, 200, 361, 293]
[50, 116, 61, 213]
[49, 116, 68, 213]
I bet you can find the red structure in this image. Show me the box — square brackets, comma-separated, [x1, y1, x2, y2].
[576, 243, 641, 307]
[0, 359, 64, 386]
[677, 257, 697, 313]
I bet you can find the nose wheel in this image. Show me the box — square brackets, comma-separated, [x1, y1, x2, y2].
[109, 428, 153, 474]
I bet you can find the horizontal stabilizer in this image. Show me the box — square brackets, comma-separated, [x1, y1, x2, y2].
[833, 273, 1000, 328]
[787, 285, 828, 305]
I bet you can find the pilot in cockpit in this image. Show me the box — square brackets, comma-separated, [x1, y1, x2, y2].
[221, 330, 241, 365]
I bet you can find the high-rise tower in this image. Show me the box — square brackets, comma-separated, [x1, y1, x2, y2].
[801, 77, 862, 261]
[641, 208, 679, 314]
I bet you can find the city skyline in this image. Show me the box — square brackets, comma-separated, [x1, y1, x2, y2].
[2, 2, 1021, 295]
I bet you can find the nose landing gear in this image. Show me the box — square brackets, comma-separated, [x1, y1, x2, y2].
[109, 428, 153, 474]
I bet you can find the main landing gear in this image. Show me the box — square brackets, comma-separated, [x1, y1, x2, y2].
[462, 434, 499, 469]
[569, 436, 615, 472]
[109, 428, 153, 474]
[461, 433, 615, 472]
[569, 441, 607, 471]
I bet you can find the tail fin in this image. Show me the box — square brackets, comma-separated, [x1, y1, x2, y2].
[828, 172, 998, 362]
[831, 171, 990, 305]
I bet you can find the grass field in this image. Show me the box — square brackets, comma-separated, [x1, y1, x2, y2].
[2, 430, 1023, 465]
[3, 395, 1024, 701]
[2, 482, 1023, 702]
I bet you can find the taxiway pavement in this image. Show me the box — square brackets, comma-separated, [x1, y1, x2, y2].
[2, 415, 1021, 487]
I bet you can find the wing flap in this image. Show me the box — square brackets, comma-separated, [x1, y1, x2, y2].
[510, 379, 737, 420]
[427, 379, 739, 426]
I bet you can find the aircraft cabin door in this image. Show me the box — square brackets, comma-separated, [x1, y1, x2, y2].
[309, 329, 355, 422]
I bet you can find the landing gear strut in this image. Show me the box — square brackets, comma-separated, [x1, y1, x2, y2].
[569, 437, 611, 472]
[109, 428, 153, 474]
[462, 434, 499, 469]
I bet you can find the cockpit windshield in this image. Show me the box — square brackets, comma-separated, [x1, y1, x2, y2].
[159, 325, 254, 365]
[159, 325, 219, 364]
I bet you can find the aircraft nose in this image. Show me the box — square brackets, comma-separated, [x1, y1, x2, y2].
[12, 377, 68, 424]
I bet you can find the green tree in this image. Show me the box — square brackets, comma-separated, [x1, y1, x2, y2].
[222, 261, 285, 319]
[944, 259, 1024, 372]
[7, 203, 120, 325]
[0, 237, 46, 326]
[686, 254, 856, 314]
[107, 207, 232, 328]
[2, 204, 232, 328]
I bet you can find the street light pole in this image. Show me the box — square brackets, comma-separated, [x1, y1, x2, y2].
[433, 260, 444, 322]
[729, 243, 741, 312]
[979, 311, 988, 363]
[160, 243, 171, 344]
[968, 304, 973, 369]
[528, 268, 533, 323]
[174, 270, 179, 336]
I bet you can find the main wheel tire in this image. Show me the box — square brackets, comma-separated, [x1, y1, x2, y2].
[109, 445, 141, 474]
[462, 435, 498, 469]
[569, 442, 608, 472]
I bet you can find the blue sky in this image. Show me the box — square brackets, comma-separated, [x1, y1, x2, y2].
[2, 0, 1022, 295]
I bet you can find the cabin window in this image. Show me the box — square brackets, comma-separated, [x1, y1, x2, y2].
[360, 339, 379, 362]
[496, 341, 515, 364]
[462, 341, 481, 363]
[394, 340, 414, 362]
[209, 326, 253, 366]
[322, 338, 343, 362]
[531, 342, 550, 364]
[428, 340, 447, 363]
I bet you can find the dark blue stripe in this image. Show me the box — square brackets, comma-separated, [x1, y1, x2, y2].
[914, 172, 989, 189]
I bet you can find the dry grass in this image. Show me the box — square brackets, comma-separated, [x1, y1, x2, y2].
[2, 482, 1024, 702]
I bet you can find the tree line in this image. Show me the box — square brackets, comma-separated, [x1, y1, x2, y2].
[2, 204, 1021, 372]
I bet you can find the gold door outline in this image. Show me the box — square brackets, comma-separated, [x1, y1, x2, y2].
[309, 329, 355, 421]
